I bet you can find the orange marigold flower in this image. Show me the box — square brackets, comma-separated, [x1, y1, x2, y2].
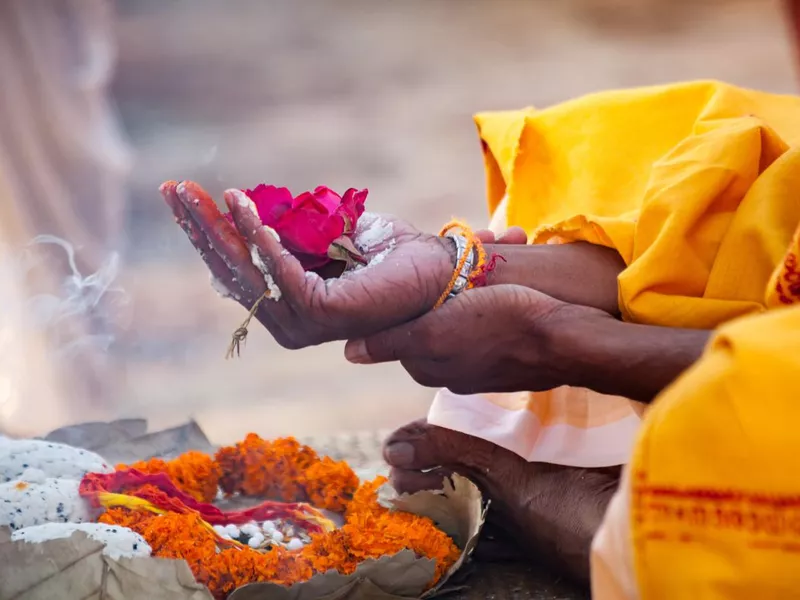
[215, 434, 319, 501]
[300, 528, 360, 575]
[97, 441, 461, 598]
[345, 475, 389, 518]
[301, 457, 359, 512]
[98, 507, 155, 529]
[122, 451, 221, 503]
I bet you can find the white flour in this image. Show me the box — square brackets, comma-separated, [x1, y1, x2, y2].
[209, 274, 238, 300]
[12, 522, 151, 560]
[234, 188, 262, 222]
[230, 189, 281, 242]
[249, 245, 282, 301]
[367, 246, 392, 267]
[354, 213, 393, 252]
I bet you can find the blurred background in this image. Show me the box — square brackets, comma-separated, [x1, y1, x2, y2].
[0, 0, 797, 444]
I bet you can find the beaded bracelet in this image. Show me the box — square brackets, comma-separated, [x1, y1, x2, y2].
[433, 220, 502, 309]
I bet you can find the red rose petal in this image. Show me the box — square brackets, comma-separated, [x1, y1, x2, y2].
[310, 186, 344, 214]
[226, 184, 368, 270]
[245, 184, 294, 225]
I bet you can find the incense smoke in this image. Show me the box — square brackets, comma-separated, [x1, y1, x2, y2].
[23, 235, 128, 357]
[0, 236, 128, 434]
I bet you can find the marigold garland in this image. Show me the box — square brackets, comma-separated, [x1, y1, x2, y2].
[94, 435, 460, 600]
[215, 434, 321, 501]
[121, 451, 221, 503]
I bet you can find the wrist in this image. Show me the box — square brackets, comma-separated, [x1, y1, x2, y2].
[481, 242, 624, 317]
[532, 302, 610, 391]
[552, 310, 711, 402]
[427, 236, 460, 308]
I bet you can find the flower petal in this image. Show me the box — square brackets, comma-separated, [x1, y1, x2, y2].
[311, 186, 344, 214]
[292, 191, 330, 215]
[336, 188, 368, 233]
[244, 184, 294, 225]
[275, 209, 346, 269]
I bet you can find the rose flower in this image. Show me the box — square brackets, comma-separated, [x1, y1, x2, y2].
[227, 184, 368, 270]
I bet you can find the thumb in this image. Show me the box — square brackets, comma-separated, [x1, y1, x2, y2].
[344, 323, 419, 365]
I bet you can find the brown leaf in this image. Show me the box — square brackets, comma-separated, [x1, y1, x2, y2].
[92, 420, 216, 465]
[28, 422, 485, 599]
[42, 419, 148, 450]
[229, 551, 435, 600]
[0, 529, 212, 600]
[387, 474, 487, 598]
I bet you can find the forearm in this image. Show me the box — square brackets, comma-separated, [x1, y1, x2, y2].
[485, 242, 625, 316]
[545, 307, 711, 403]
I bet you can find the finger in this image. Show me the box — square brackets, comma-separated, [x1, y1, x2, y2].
[176, 181, 267, 300]
[345, 293, 464, 365]
[474, 229, 497, 244]
[160, 181, 245, 301]
[343, 320, 422, 365]
[495, 226, 528, 245]
[389, 467, 452, 495]
[224, 189, 311, 307]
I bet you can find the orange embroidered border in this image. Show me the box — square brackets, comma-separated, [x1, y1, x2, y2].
[633, 473, 800, 551]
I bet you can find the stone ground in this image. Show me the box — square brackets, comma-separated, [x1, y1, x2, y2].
[99, 0, 797, 445]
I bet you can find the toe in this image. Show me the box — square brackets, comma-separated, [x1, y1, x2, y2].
[383, 419, 494, 473]
[389, 467, 453, 495]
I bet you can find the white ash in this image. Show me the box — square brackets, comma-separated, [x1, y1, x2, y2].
[248, 245, 282, 301]
[209, 274, 237, 300]
[0, 439, 112, 483]
[335, 242, 397, 282]
[354, 213, 394, 252]
[0, 478, 97, 531]
[12, 522, 151, 560]
[304, 270, 322, 284]
[368, 245, 393, 267]
[234, 189, 262, 222]
[351, 243, 395, 273]
[263, 225, 281, 242]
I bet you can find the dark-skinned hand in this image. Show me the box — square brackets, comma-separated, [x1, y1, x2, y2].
[344, 284, 583, 395]
[161, 180, 463, 349]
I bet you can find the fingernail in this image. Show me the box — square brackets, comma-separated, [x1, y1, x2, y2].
[385, 442, 415, 468]
[344, 339, 372, 364]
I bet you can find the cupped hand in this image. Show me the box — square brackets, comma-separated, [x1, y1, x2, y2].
[343, 284, 583, 395]
[161, 180, 459, 349]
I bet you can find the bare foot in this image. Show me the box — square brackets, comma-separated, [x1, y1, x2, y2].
[384, 419, 620, 585]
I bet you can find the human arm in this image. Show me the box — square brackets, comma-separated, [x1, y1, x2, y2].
[161, 182, 625, 349]
[346, 286, 710, 403]
[558, 305, 711, 402]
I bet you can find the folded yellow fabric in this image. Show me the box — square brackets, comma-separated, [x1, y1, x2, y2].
[430, 82, 800, 469]
[475, 80, 800, 328]
[592, 226, 800, 600]
[631, 309, 800, 597]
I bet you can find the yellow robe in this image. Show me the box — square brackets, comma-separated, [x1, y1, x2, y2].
[593, 237, 800, 599]
[428, 81, 800, 470]
[440, 80, 800, 596]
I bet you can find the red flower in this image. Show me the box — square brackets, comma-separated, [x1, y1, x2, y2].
[228, 185, 368, 270]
